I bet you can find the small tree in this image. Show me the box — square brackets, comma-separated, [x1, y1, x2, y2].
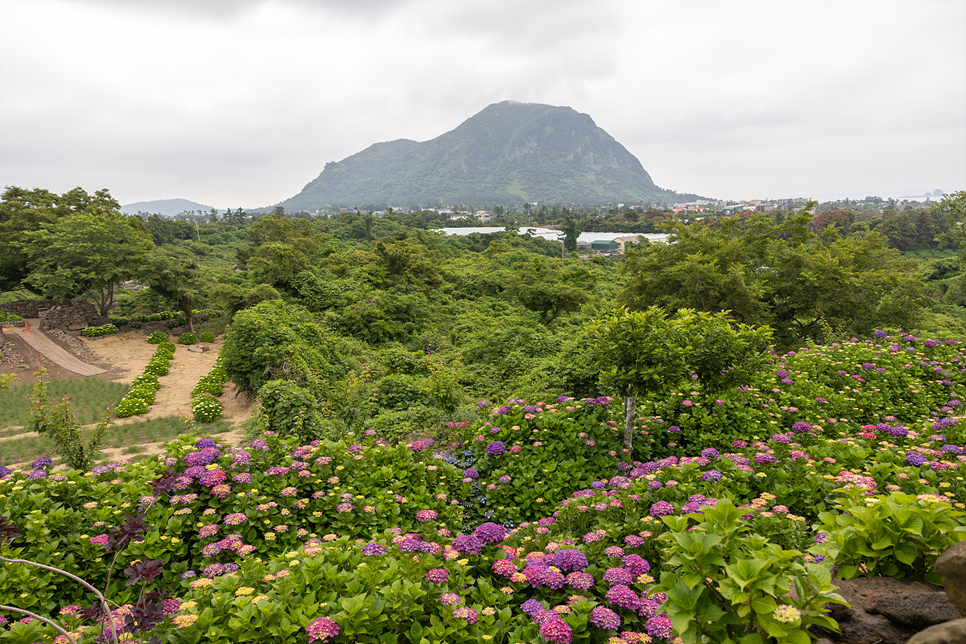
[25, 368, 113, 470]
[586, 307, 772, 452]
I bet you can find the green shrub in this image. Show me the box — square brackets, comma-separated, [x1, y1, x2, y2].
[178, 332, 197, 345]
[146, 331, 167, 344]
[371, 373, 427, 411]
[0, 312, 23, 322]
[655, 501, 847, 643]
[81, 324, 118, 338]
[143, 357, 170, 377]
[0, 374, 16, 390]
[115, 394, 150, 418]
[199, 331, 216, 343]
[130, 373, 160, 390]
[364, 406, 442, 444]
[812, 488, 966, 583]
[192, 392, 223, 423]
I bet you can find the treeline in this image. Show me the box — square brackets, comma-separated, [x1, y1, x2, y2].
[2, 185, 965, 436]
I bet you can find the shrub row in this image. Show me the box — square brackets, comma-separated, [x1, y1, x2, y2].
[115, 342, 176, 417]
[110, 308, 223, 328]
[191, 354, 226, 423]
[146, 331, 168, 344]
[81, 324, 118, 338]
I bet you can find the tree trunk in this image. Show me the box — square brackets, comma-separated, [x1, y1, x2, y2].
[623, 393, 636, 453]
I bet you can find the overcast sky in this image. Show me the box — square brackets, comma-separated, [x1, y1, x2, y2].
[1, 0, 963, 208]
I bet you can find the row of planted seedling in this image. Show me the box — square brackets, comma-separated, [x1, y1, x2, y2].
[190, 353, 228, 423]
[114, 338, 176, 417]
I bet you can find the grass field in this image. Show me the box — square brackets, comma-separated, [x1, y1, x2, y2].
[0, 378, 130, 430]
[0, 415, 234, 467]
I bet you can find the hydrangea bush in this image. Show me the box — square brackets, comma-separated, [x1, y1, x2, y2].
[1, 332, 965, 643]
[191, 393, 223, 423]
[81, 324, 118, 338]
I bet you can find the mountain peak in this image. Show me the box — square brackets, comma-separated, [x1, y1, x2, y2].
[280, 102, 692, 210]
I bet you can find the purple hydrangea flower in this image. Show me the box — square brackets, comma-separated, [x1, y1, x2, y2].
[605, 584, 641, 610]
[566, 572, 595, 590]
[539, 618, 573, 644]
[623, 554, 650, 576]
[906, 452, 928, 467]
[609, 476, 632, 489]
[602, 567, 634, 586]
[589, 605, 621, 630]
[362, 543, 386, 556]
[425, 568, 449, 584]
[485, 441, 506, 456]
[646, 614, 674, 638]
[474, 522, 507, 543]
[31, 457, 53, 470]
[416, 509, 438, 522]
[649, 501, 674, 518]
[552, 549, 589, 572]
[755, 453, 778, 466]
[451, 534, 483, 554]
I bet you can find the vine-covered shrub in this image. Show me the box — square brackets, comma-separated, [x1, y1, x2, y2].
[178, 332, 197, 345]
[256, 379, 325, 442]
[147, 331, 167, 344]
[220, 300, 342, 395]
[81, 324, 118, 338]
[191, 392, 223, 423]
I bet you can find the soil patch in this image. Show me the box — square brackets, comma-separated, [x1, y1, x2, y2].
[1, 330, 252, 468]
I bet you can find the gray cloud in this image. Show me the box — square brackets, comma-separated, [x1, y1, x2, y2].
[0, 0, 963, 207]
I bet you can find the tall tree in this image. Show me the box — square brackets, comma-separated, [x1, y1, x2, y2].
[561, 215, 578, 253]
[621, 204, 927, 348]
[20, 207, 154, 316]
[0, 187, 58, 290]
[138, 246, 207, 332]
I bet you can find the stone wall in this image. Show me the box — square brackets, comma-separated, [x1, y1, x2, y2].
[0, 300, 71, 318]
[39, 302, 101, 331]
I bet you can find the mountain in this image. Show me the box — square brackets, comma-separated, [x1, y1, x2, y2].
[279, 101, 701, 211]
[120, 198, 217, 217]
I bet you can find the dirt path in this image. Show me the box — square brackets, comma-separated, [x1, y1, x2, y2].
[4, 320, 106, 376]
[0, 331, 252, 467]
[82, 333, 253, 443]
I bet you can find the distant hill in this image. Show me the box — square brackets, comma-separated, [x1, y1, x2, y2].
[120, 198, 217, 217]
[280, 101, 703, 211]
